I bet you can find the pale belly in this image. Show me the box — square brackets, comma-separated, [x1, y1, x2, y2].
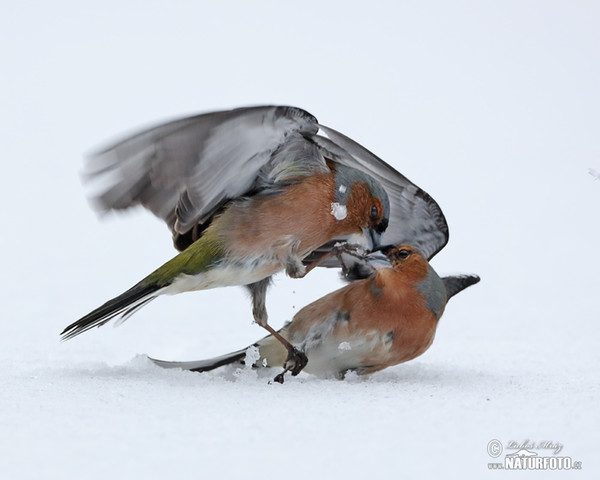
[164, 259, 282, 294]
[301, 331, 393, 378]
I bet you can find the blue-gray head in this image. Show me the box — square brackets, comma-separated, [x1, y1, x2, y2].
[332, 164, 390, 250]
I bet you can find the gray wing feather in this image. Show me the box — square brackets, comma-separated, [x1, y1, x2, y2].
[86, 106, 319, 233]
[312, 125, 449, 260]
[85, 105, 448, 260]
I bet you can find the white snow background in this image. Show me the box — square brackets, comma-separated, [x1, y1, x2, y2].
[1, 1, 599, 479]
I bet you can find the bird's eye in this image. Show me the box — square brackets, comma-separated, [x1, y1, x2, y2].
[370, 205, 379, 219]
[397, 249, 411, 259]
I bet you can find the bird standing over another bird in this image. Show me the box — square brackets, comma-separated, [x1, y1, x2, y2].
[151, 245, 480, 382]
[61, 106, 449, 369]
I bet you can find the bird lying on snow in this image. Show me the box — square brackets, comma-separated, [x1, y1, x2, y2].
[61, 106, 449, 371]
[150, 244, 480, 382]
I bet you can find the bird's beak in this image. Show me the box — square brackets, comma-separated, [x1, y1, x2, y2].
[362, 227, 382, 252]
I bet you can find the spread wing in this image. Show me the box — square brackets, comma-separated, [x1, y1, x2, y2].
[85, 106, 323, 234]
[85, 105, 449, 260]
[308, 125, 449, 260]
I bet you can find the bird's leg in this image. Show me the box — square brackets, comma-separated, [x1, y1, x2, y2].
[296, 244, 368, 279]
[331, 242, 370, 260]
[260, 321, 308, 384]
[299, 250, 335, 277]
[246, 278, 308, 383]
[287, 246, 345, 279]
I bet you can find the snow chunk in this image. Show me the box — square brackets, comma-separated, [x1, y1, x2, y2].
[233, 346, 261, 381]
[243, 345, 260, 368]
[589, 168, 600, 180]
[338, 342, 352, 351]
[330, 202, 347, 220]
[339, 184, 347, 193]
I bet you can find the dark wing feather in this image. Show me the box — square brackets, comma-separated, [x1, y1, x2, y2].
[442, 274, 481, 300]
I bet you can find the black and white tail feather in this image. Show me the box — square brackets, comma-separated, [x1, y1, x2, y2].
[61, 284, 165, 340]
[149, 349, 249, 373]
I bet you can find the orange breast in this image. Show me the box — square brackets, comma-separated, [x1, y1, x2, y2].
[216, 174, 341, 259]
[333, 269, 439, 371]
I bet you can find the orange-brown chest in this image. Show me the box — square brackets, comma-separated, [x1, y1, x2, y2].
[216, 175, 345, 256]
[339, 270, 439, 364]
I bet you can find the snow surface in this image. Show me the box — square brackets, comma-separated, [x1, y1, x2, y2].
[2, 2, 599, 479]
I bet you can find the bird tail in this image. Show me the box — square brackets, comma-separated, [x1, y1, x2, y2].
[149, 332, 288, 373]
[148, 349, 248, 372]
[61, 283, 164, 340]
[442, 274, 480, 300]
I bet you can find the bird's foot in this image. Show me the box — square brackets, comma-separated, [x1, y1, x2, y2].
[285, 347, 308, 376]
[285, 256, 307, 279]
[273, 347, 308, 384]
[331, 242, 369, 259]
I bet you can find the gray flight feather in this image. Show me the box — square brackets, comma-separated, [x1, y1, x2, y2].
[86, 106, 319, 233]
[310, 125, 448, 260]
[85, 105, 449, 262]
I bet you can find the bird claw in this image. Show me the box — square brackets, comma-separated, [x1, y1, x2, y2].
[285, 257, 307, 278]
[286, 348, 308, 376]
[272, 347, 308, 383]
[332, 243, 368, 259]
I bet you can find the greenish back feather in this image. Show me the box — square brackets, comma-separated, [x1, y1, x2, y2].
[142, 229, 226, 287]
